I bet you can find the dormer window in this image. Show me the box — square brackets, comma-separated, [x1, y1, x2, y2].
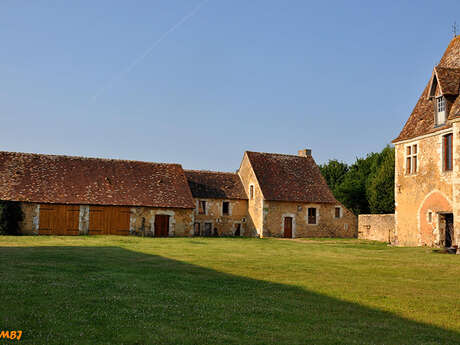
[436, 96, 446, 126]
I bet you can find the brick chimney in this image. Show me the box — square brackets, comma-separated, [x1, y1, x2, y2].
[298, 149, 311, 157]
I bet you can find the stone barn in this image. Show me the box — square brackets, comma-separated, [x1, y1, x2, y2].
[0, 152, 195, 236]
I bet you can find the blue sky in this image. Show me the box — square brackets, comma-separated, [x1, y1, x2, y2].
[1, 1, 459, 171]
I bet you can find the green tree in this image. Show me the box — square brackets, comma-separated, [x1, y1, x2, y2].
[367, 146, 395, 214]
[319, 160, 349, 195]
[319, 146, 395, 215]
[0, 201, 23, 235]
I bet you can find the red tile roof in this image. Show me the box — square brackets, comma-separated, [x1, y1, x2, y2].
[394, 36, 460, 143]
[434, 67, 460, 95]
[245, 151, 337, 203]
[0, 151, 195, 208]
[185, 170, 247, 200]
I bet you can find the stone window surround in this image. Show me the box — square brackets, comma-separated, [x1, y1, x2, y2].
[221, 200, 232, 216]
[197, 200, 207, 215]
[404, 141, 419, 176]
[334, 206, 342, 219]
[281, 213, 296, 238]
[442, 133, 453, 172]
[249, 184, 255, 200]
[307, 207, 319, 226]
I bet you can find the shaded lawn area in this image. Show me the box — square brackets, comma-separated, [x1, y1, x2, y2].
[0, 236, 459, 344]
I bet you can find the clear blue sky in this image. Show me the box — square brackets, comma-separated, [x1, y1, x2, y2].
[1, 1, 459, 171]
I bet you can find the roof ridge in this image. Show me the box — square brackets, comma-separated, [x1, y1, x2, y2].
[0, 151, 181, 167]
[185, 169, 237, 175]
[246, 150, 310, 158]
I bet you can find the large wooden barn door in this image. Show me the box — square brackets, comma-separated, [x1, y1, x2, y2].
[154, 215, 170, 237]
[39, 205, 58, 235]
[39, 204, 80, 235]
[89, 206, 107, 235]
[110, 207, 130, 236]
[89, 206, 130, 236]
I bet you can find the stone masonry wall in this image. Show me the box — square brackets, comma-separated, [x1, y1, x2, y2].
[238, 153, 264, 236]
[129, 207, 194, 237]
[358, 214, 395, 243]
[395, 131, 454, 246]
[263, 201, 357, 238]
[192, 198, 249, 236]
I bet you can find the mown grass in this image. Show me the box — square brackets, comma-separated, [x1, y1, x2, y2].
[0, 236, 459, 344]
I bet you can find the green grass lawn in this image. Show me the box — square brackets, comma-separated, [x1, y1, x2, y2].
[0, 236, 459, 345]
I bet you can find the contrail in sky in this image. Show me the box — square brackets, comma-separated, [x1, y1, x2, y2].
[91, 0, 209, 102]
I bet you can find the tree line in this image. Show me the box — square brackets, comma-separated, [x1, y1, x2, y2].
[319, 145, 395, 215]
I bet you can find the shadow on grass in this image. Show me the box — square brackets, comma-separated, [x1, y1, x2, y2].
[0, 245, 457, 345]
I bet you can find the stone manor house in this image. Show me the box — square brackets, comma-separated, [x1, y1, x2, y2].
[393, 35, 460, 247]
[0, 149, 356, 238]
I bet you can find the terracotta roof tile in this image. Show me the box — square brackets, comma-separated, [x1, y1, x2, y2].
[0, 151, 195, 208]
[394, 36, 460, 143]
[185, 170, 247, 200]
[246, 151, 337, 203]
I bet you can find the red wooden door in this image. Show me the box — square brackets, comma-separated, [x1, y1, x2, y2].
[154, 215, 170, 237]
[284, 217, 293, 238]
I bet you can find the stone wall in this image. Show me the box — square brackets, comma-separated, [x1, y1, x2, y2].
[237, 153, 264, 236]
[129, 207, 194, 237]
[192, 198, 249, 236]
[394, 131, 454, 246]
[19, 202, 194, 237]
[358, 214, 395, 243]
[263, 201, 357, 238]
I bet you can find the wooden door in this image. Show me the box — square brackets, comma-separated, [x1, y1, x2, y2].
[39, 205, 58, 235]
[89, 206, 107, 235]
[284, 217, 293, 238]
[109, 207, 131, 235]
[63, 206, 80, 235]
[154, 215, 169, 237]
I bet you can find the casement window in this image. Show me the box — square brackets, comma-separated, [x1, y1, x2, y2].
[307, 208, 317, 225]
[443, 134, 453, 171]
[222, 201, 230, 215]
[436, 96, 446, 126]
[194, 222, 201, 236]
[249, 185, 254, 200]
[334, 207, 341, 219]
[405, 144, 418, 175]
[198, 200, 207, 214]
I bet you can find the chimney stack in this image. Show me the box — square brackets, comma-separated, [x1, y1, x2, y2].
[298, 149, 312, 157]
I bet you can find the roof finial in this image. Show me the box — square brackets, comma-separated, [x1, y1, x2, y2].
[453, 21, 457, 38]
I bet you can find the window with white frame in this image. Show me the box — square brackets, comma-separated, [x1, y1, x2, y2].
[436, 96, 446, 126]
[405, 144, 418, 175]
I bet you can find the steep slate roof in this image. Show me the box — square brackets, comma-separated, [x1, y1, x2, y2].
[394, 36, 460, 143]
[185, 170, 247, 200]
[0, 151, 195, 208]
[245, 151, 337, 203]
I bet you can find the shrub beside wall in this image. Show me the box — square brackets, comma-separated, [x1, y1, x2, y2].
[0, 201, 24, 235]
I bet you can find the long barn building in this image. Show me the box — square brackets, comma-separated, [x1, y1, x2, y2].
[0, 149, 356, 238]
